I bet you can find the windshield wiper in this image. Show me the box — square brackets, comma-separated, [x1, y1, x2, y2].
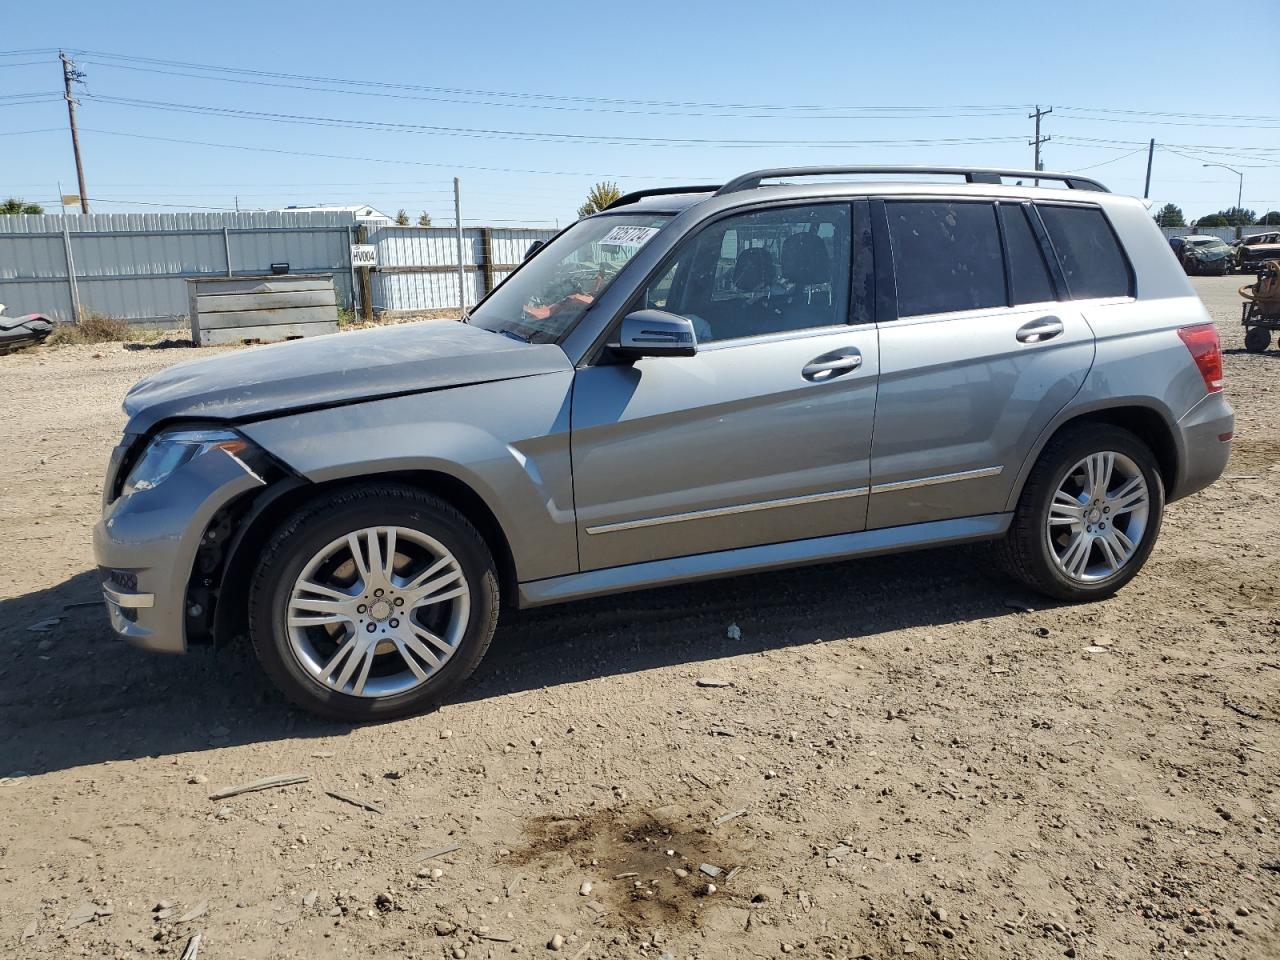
[497, 329, 532, 344]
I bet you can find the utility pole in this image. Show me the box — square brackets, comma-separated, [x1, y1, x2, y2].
[1029, 104, 1052, 172]
[59, 51, 89, 215]
[1203, 163, 1245, 240]
[453, 178, 466, 318]
[1143, 138, 1155, 199]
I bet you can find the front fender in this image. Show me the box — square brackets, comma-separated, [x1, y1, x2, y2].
[239, 372, 578, 582]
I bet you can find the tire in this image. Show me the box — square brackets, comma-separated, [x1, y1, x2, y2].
[1000, 424, 1165, 602]
[1245, 326, 1271, 354]
[248, 484, 499, 721]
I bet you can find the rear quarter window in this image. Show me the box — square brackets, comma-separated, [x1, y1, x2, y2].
[1037, 204, 1133, 299]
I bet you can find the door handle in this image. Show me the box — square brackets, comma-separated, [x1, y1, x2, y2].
[802, 350, 862, 381]
[1016, 316, 1064, 343]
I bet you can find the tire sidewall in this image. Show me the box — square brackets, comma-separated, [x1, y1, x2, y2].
[250, 492, 498, 721]
[1027, 429, 1165, 599]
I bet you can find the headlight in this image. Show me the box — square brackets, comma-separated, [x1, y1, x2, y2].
[121, 428, 249, 497]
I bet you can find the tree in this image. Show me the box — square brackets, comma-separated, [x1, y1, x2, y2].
[1194, 214, 1229, 229]
[1257, 210, 1280, 226]
[577, 181, 623, 218]
[417, 211, 432, 227]
[1, 197, 44, 215]
[1219, 206, 1255, 227]
[1153, 203, 1185, 228]
[394, 209, 410, 226]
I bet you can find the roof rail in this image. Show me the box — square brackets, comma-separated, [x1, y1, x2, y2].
[715, 166, 1109, 195]
[603, 185, 722, 210]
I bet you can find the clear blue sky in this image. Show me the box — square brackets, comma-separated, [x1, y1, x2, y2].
[4, 0, 1278, 225]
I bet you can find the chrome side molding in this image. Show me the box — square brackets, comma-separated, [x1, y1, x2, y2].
[584, 485, 870, 536]
[586, 466, 1004, 536]
[870, 465, 1004, 495]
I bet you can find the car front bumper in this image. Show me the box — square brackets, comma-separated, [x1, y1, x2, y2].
[93, 445, 266, 653]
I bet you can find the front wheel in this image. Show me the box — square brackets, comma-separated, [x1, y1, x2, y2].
[1000, 425, 1165, 601]
[248, 485, 499, 721]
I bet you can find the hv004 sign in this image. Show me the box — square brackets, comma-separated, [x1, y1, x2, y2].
[350, 244, 378, 268]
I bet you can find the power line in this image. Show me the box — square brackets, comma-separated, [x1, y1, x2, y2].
[77, 127, 719, 180]
[17, 48, 1280, 126]
[81, 60, 1027, 122]
[1065, 147, 1148, 173]
[0, 95, 63, 106]
[80, 93, 1028, 148]
[63, 48, 1034, 115]
[1057, 105, 1280, 123]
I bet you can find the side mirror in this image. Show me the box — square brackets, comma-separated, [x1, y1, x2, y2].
[613, 309, 698, 359]
[523, 239, 545, 261]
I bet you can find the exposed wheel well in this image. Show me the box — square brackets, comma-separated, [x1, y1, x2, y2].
[1038, 406, 1178, 494]
[202, 470, 518, 647]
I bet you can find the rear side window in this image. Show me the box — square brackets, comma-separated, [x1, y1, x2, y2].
[999, 204, 1056, 305]
[886, 200, 1005, 317]
[1037, 205, 1132, 299]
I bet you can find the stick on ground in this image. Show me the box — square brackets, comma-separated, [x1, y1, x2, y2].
[208, 774, 310, 801]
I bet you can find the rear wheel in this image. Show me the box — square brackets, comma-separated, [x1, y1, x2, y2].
[1245, 326, 1272, 353]
[248, 484, 499, 721]
[1001, 425, 1164, 601]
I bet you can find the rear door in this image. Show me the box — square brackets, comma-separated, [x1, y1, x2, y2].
[867, 197, 1097, 529]
[571, 200, 880, 571]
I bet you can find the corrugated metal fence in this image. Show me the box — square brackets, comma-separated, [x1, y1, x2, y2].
[371, 226, 556, 313]
[0, 210, 358, 325]
[0, 212, 557, 325]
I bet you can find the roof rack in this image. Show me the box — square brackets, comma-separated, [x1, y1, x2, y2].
[715, 166, 1109, 195]
[603, 185, 722, 210]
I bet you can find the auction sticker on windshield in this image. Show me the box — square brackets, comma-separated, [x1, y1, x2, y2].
[598, 224, 661, 248]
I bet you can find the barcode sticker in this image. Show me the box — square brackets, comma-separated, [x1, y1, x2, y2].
[598, 224, 661, 248]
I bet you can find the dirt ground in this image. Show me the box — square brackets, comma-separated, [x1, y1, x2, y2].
[0, 276, 1276, 960]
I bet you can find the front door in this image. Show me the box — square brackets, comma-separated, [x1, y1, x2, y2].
[571, 201, 880, 572]
[867, 198, 1099, 529]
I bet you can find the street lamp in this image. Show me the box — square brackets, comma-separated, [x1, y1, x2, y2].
[1202, 163, 1244, 239]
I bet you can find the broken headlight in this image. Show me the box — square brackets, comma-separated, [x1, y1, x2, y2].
[121, 428, 251, 497]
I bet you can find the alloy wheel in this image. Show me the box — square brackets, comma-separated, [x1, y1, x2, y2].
[1046, 451, 1150, 583]
[285, 526, 471, 698]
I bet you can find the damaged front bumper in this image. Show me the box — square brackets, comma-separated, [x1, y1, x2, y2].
[93, 441, 267, 653]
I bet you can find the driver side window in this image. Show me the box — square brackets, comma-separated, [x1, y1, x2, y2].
[641, 204, 853, 344]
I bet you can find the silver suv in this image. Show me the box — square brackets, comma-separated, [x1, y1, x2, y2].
[95, 165, 1234, 720]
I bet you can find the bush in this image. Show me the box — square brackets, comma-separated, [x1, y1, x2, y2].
[45, 311, 134, 345]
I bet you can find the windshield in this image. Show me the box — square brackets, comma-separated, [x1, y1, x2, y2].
[467, 213, 672, 344]
[1189, 238, 1228, 250]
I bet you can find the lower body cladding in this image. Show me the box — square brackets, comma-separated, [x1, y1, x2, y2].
[94, 447, 266, 653]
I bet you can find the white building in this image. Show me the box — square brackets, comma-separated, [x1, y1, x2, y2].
[276, 204, 394, 228]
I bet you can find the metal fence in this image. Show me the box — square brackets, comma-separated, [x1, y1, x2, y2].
[1159, 225, 1278, 242]
[0, 210, 359, 326]
[0, 213, 559, 325]
[371, 225, 557, 313]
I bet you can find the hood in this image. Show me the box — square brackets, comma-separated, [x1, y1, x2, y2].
[123, 321, 571, 434]
[1188, 245, 1229, 260]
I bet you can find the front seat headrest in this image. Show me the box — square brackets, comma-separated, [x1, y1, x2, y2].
[780, 232, 830, 286]
[733, 247, 775, 292]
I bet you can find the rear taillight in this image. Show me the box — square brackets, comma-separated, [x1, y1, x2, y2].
[1178, 324, 1224, 394]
